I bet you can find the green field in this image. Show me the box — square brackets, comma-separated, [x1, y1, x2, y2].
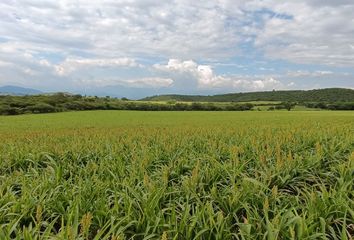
[136, 100, 282, 105]
[1, 111, 353, 239]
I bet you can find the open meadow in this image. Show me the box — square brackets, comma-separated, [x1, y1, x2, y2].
[0, 111, 353, 239]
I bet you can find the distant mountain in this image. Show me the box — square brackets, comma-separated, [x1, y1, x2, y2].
[141, 88, 354, 102]
[0, 85, 42, 95]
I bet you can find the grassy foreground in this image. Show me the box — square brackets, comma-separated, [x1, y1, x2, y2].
[0, 111, 353, 239]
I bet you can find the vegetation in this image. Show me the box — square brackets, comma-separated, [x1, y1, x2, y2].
[305, 102, 354, 110]
[1, 88, 354, 116]
[0, 93, 255, 115]
[142, 88, 354, 103]
[0, 90, 353, 116]
[0, 111, 353, 239]
[268, 102, 296, 111]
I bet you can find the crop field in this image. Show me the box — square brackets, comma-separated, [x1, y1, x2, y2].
[0, 111, 353, 239]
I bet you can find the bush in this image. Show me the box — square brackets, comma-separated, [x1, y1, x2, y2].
[26, 103, 56, 113]
[0, 106, 22, 115]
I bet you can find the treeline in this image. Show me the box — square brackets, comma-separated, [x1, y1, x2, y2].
[120, 102, 254, 111]
[304, 102, 354, 110]
[0, 93, 254, 115]
[143, 88, 354, 102]
[267, 102, 354, 111]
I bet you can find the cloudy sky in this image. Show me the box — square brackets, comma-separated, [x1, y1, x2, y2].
[0, 0, 354, 98]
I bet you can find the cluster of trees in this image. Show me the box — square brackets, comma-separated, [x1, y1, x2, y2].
[268, 102, 297, 111]
[267, 102, 354, 111]
[0, 93, 254, 115]
[304, 102, 354, 110]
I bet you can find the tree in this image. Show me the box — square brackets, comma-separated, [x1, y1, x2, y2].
[283, 102, 296, 111]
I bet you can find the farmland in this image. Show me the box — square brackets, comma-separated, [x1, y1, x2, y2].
[0, 111, 353, 239]
[1, 89, 354, 116]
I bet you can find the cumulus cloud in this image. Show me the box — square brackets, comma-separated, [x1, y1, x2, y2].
[154, 59, 227, 88]
[154, 59, 287, 91]
[154, 59, 198, 73]
[233, 77, 283, 90]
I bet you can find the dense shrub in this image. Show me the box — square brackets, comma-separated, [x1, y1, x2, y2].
[25, 103, 56, 113]
[0, 106, 22, 115]
[305, 102, 354, 110]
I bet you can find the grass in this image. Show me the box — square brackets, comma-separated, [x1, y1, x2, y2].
[136, 100, 281, 105]
[0, 111, 353, 239]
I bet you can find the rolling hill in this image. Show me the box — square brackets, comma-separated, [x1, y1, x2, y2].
[141, 88, 354, 102]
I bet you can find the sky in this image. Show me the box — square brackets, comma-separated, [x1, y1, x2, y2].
[0, 0, 354, 98]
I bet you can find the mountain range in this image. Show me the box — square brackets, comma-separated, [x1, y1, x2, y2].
[0, 85, 43, 95]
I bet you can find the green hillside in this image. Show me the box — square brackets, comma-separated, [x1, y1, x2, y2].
[142, 88, 354, 102]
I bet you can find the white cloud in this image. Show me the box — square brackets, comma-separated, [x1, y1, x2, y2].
[229, 77, 285, 91]
[0, 0, 354, 95]
[22, 67, 37, 76]
[253, 1, 354, 66]
[154, 59, 286, 91]
[154, 59, 227, 88]
[124, 77, 174, 88]
[0, 1, 241, 60]
[76, 77, 173, 88]
[287, 70, 335, 77]
[1, 0, 354, 66]
[39, 59, 51, 67]
[288, 82, 295, 87]
[154, 59, 198, 73]
[55, 57, 140, 76]
[0, 60, 13, 67]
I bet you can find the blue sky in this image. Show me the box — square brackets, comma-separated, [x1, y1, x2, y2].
[0, 0, 353, 98]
